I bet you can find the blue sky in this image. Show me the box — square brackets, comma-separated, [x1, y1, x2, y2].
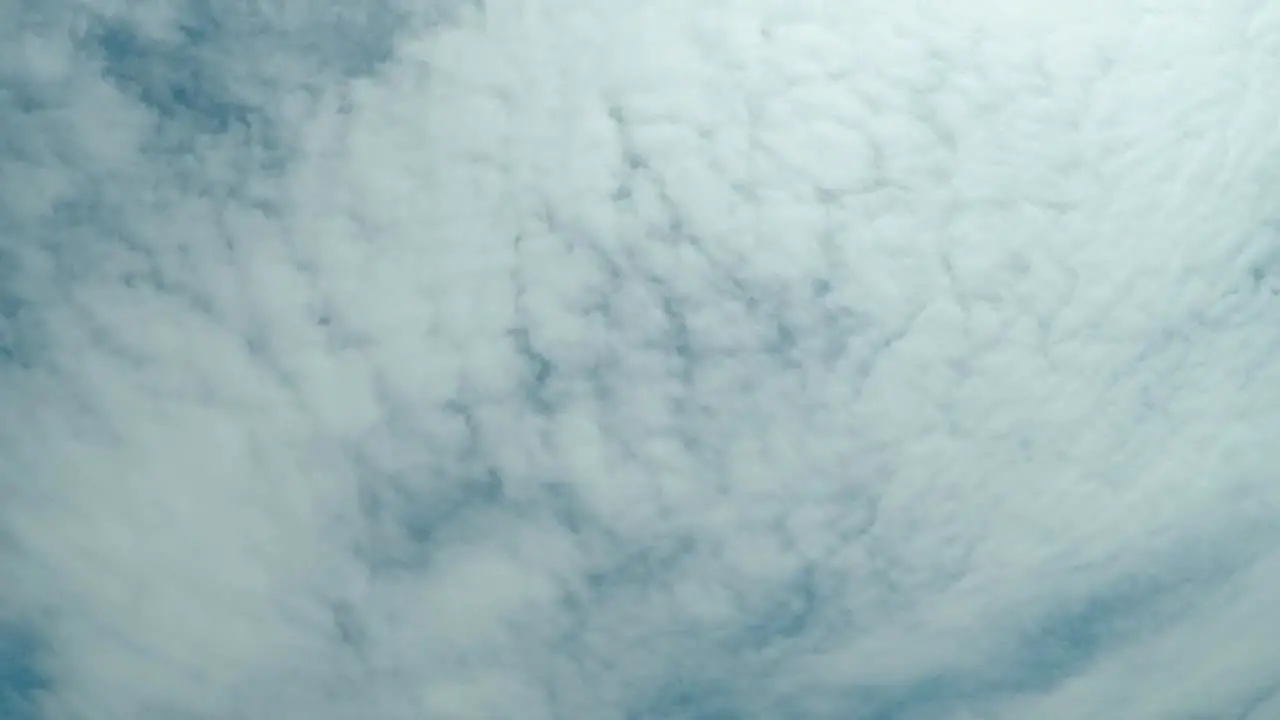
[3, 0, 1280, 718]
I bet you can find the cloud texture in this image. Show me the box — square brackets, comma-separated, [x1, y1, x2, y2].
[3, 0, 1280, 718]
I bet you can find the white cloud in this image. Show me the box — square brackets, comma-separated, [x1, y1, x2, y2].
[3, 0, 1280, 718]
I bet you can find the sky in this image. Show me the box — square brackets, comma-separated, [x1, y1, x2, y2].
[2, 0, 1280, 718]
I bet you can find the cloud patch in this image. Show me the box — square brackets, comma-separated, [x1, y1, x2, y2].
[3, 0, 1280, 718]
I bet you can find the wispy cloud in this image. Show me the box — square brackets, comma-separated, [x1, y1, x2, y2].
[3, 0, 1280, 718]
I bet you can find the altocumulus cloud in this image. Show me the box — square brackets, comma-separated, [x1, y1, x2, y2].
[2, 0, 1280, 718]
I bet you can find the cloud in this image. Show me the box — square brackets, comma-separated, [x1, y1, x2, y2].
[3, 0, 1280, 718]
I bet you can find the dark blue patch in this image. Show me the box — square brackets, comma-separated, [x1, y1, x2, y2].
[765, 558, 1230, 719]
[90, 19, 254, 135]
[997, 565, 1212, 696]
[729, 565, 821, 654]
[329, 600, 366, 653]
[354, 458, 507, 575]
[0, 624, 51, 720]
[628, 675, 742, 720]
[854, 675, 977, 720]
[584, 535, 697, 600]
[1232, 681, 1280, 720]
[541, 481, 588, 535]
[398, 468, 505, 547]
[75, 0, 410, 174]
[177, 0, 406, 80]
[0, 248, 36, 368]
[0, 295, 26, 366]
[508, 326, 556, 412]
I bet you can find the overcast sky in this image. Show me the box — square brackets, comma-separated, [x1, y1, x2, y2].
[2, 0, 1280, 718]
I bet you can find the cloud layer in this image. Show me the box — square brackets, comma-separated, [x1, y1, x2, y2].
[3, 0, 1280, 718]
